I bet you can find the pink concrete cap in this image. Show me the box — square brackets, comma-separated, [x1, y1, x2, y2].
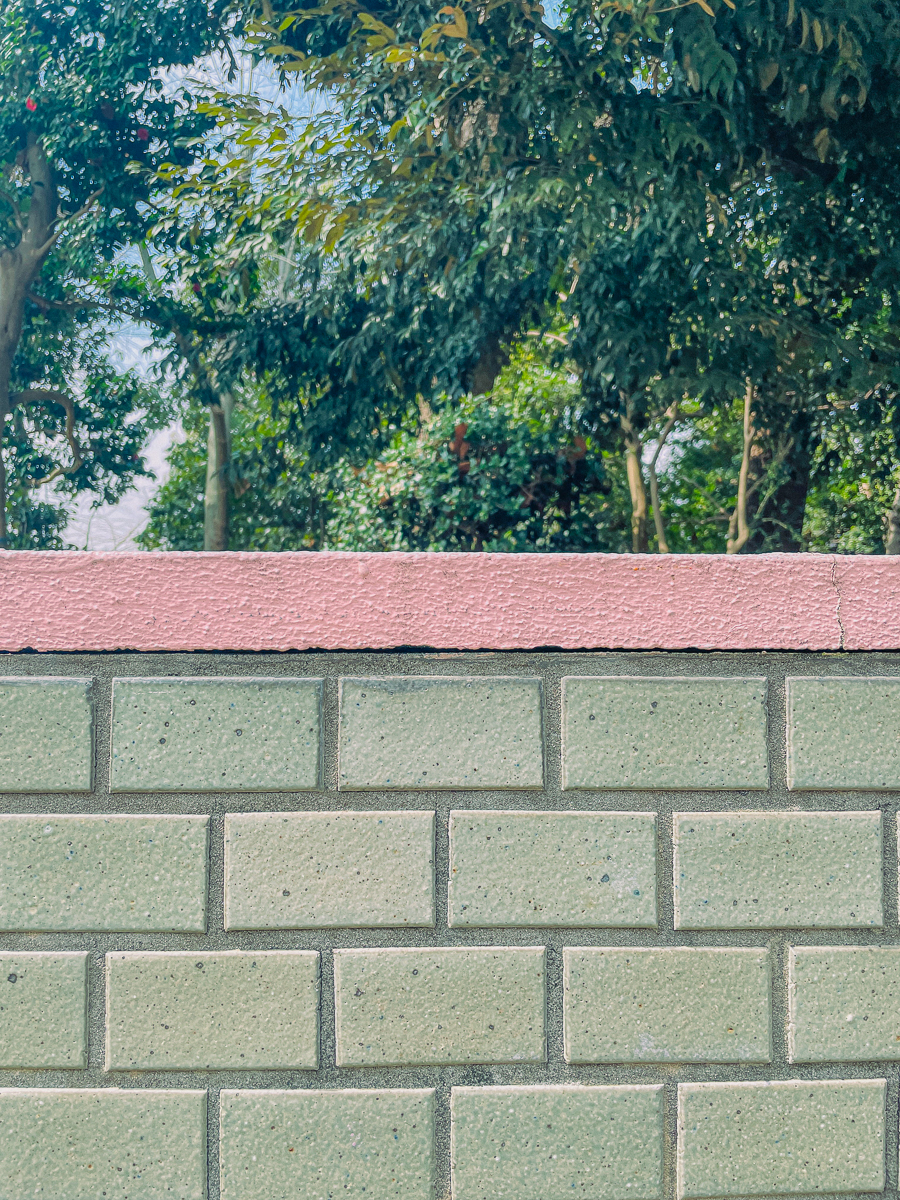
[0, 550, 895, 652]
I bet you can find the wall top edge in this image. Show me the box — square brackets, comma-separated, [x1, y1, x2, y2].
[0, 550, 894, 653]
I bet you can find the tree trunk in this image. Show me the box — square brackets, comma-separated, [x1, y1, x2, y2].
[203, 395, 232, 551]
[648, 403, 678, 554]
[620, 418, 649, 553]
[0, 135, 59, 545]
[746, 408, 813, 552]
[464, 334, 509, 396]
[0, 349, 13, 547]
[885, 485, 900, 553]
[727, 381, 755, 554]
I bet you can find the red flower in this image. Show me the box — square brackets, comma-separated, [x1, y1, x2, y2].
[25, 97, 37, 112]
[192, 282, 201, 294]
[136, 127, 150, 141]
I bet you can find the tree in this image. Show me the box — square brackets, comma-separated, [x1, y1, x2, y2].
[216, 0, 900, 551]
[0, 0, 232, 544]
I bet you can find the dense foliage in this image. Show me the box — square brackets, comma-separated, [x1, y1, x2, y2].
[6, 0, 900, 554]
[0, 0, 231, 544]
[135, 0, 900, 552]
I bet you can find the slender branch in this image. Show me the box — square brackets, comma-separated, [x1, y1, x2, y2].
[27, 291, 96, 314]
[36, 186, 105, 257]
[749, 435, 795, 528]
[726, 380, 755, 554]
[647, 402, 679, 554]
[10, 388, 83, 484]
[525, 329, 569, 347]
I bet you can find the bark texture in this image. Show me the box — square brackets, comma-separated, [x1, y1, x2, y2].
[620, 414, 649, 553]
[203, 396, 233, 551]
[885, 485, 900, 554]
[0, 137, 59, 544]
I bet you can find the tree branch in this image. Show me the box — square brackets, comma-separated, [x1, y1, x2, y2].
[36, 186, 105, 257]
[10, 388, 84, 484]
[27, 291, 96, 314]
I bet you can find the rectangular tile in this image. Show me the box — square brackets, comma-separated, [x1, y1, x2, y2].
[334, 946, 546, 1066]
[224, 811, 434, 929]
[0, 1087, 206, 1200]
[673, 811, 882, 929]
[448, 810, 657, 927]
[105, 950, 319, 1070]
[338, 676, 543, 789]
[790, 946, 900, 1062]
[564, 947, 771, 1063]
[562, 676, 768, 790]
[451, 1084, 664, 1200]
[0, 815, 208, 932]
[0, 952, 88, 1068]
[677, 1080, 885, 1198]
[219, 1088, 434, 1200]
[111, 677, 321, 792]
[788, 676, 900, 789]
[0, 677, 92, 792]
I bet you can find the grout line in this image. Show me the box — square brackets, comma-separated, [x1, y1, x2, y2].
[434, 800, 450, 933]
[883, 804, 899, 934]
[86, 949, 106, 1071]
[91, 671, 113, 807]
[206, 811, 225, 936]
[884, 1067, 899, 1195]
[662, 1077, 680, 1200]
[657, 803, 675, 940]
[544, 942, 564, 1067]
[206, 1085, 220, 1200]
[433, 1077, 452, 1200]
[322, 672, 340, 793]
[319, 946, 337, 1072]
[770, 934, 790, 1069]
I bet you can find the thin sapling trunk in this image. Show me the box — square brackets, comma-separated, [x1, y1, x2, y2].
[203, 394, 233, 551]
[620, 411, 649, 553]
[727, 380, 755, 554]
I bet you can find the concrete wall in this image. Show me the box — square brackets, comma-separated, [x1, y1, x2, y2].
[3, 642, 900, 1200]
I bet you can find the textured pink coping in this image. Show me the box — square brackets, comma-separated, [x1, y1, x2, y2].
[1, 549, 897, 652]
[0, 550, 898, 652]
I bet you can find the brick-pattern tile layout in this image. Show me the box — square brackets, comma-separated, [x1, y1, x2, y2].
[338, 676, 543, 788]
[788, 676, 900, 789]
[0, 814, 208, 931]
[448, 810, 657, 927]
[10, 657, 900, 1200]
[0, 677, 92, 791]
[562, 676, 769, 790]
[219, 1088, 435, 1200]
[564, 948, 771, 1063]
[677, 1079, 887, 1199]
[450, 1084, 665, 1200]
[334, 946, 546, 1066]
[0, 952, 88, 1068]
[0, 1087, 207, 1200]
[111, 676, 322, 791]
[673, 810, 883, 928]
[105, 951, 319, 1069]
[224, 810, 434, 928]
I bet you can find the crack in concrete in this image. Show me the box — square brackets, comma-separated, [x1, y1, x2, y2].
[831, 556, 846, 650]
